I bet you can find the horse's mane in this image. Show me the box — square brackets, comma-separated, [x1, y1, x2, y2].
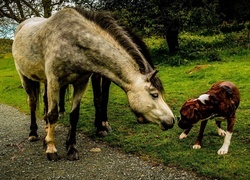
[73, 7, 164, 92]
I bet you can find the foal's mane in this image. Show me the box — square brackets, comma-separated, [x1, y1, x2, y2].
[73, 7, 164, 93]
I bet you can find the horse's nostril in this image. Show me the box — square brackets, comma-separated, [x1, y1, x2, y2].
[161, 121, 174, 130]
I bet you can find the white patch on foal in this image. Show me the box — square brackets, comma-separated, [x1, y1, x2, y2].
[217, 128, 226, 136]
[197, 94, 210, 104]
[193, 144, 201, 149]
[179, 132, 187, 140]
[217, 131, 232, 155]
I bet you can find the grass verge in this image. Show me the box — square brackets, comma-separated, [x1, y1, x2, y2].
[0, 50, 249, 179]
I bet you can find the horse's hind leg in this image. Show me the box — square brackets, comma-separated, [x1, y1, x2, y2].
[21, 75, 40, 141]
[59, 84, 68, 116]
[66, 77, 89, 160]
[91, 74, 111, 136]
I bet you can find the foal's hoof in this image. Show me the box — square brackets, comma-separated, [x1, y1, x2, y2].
[47, 152, 60, 161]
[67, 146, 79, 161]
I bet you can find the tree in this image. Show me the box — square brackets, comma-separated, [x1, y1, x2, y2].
[0, 0, 102, 38]
[219, 0, 250, 23]
[101, 0, 220, 53]
[0, 0, 69, 23]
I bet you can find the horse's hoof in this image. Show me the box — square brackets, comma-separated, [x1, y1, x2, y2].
[47, 152, 60, 161]
[97, 130, 108, 137]
[102, 121, 112, 132]
[67, 146, 79, 161]
[29, 131, 39, 141]
[28, 135, 39, 142]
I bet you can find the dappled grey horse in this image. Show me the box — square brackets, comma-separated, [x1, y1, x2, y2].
[12, 8, 175, 161]
[57, 27, 156, 137]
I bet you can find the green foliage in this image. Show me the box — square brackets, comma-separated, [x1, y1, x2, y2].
[0, 35, 250, 179]
[144, 29, 249, 66]
[0, 39, 13, 54]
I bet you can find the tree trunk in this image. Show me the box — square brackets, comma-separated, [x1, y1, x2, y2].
[42, 0, 52, 18]
[165, 21, 180, 54]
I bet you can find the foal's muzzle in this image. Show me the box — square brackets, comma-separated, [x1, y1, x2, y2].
[177, 117, 192, 130]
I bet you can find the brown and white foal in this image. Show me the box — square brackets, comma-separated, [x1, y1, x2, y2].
[178, 81, 240, 154]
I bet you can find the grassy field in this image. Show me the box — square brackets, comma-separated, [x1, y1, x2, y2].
[0, 47, 249, 179]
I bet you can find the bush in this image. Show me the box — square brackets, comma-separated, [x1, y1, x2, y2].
[0, 39, 13, 54]
[144, 29, 248, 66]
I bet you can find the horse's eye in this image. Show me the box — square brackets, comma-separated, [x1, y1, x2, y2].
[151, 93, 159, 99]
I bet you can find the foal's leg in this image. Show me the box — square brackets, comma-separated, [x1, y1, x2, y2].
[217, 115, 236, 155]
[216, 120, 226, 136]
[21, 75, 40, 141]
[91, 74, 111, 136]
[193, 120, 208, 149]
[179, 127, 192, 140]
[66, 78, 89, 160]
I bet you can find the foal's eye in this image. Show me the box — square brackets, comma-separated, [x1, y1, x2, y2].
[151, 93, 159, 99]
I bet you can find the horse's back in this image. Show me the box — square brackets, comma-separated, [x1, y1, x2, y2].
[13, 17, 48, 82]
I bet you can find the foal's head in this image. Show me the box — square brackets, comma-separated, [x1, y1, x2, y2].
[127, 70, 175, 130]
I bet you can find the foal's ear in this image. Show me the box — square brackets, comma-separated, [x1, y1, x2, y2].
[145, 70, 158, 82]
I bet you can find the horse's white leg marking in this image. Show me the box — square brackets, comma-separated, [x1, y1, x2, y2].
[217, 131, 232, 155]
[179, 132, 187, 139]
[193, 144, 201, 149]
[45, 123, 57, 153]
[217, 128, 226, 136]
[45, 78, 60, 154]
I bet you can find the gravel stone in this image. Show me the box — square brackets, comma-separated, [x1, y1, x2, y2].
[0, 104, 210, 180]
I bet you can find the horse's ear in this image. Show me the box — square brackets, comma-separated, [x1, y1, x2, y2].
[145, 70, 158, 82]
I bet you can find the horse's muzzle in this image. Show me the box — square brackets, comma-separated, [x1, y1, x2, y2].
[160, 117, 175, 130]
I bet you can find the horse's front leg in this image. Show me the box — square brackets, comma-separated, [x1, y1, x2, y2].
[66, 78, 89, 160]
[44, 80, 60, 161]
[217, 115, 236, 155]
[91, 74, 111, 137]
[100, 76, 112, 132]
[193, 120, 208, 149]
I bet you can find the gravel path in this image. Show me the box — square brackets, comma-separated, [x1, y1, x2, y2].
[0, 104, 210, 180]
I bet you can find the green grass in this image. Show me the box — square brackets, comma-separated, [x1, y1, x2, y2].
[0, 49, 250, 179]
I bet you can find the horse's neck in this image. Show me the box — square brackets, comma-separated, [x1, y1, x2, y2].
[68, 29, 143, 91]
[42, 11, 146, 91]
[84, 50, 143, 91]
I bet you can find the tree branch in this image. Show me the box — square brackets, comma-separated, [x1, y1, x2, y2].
[20, 0, 41, 17]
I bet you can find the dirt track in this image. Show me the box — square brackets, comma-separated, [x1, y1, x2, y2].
[0, 104, 209, 179]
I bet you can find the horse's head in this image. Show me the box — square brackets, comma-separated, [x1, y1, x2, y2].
[178, 99, 201, 130]
[127, 70, 175, 130]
